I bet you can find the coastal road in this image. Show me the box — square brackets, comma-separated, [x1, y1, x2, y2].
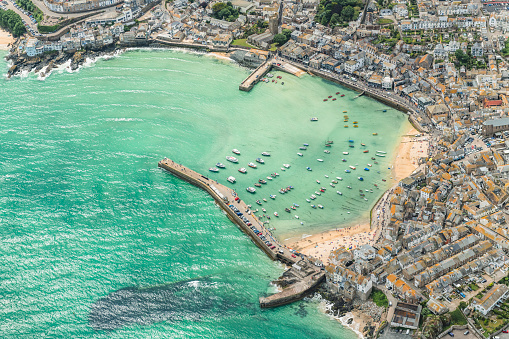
[5, 0, 38, 34]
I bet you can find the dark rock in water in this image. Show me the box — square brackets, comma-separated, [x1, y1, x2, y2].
[89, 277, 240, 331]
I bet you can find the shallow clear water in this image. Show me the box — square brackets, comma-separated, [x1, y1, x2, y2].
[0, 49, 407, 337]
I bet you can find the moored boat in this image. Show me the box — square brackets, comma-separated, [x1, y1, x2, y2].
[267, 176, 273, 180]
[349, 166, 356, 170]
[311, 117, 318, 121]
[261, 152, 271, 156]
[270, 195, 276, 199]
[317, 159, 324, 162]
[227, 176, 236, 183]
[209, 167, 219, 172]
[342, 159, 347, 162]
[324, 150, 330, 154]
[283, 164, 291, 168]
[343, 152, 349, 155]
[274, 212, 279, 217]
[318, 204, 324, 209]
[345, 169, 351, 173]
[297, 153, 303, 156]
[376, 151, 387, 154]
[364, 168, 370, 171]
[341, 94, 345, 97]
[358, 177, 364, 181]
[373, 133, 378, 135]
[300, 146, 307, 150]
[232, 149, 241, 155]
[248, 162, 257, 168]
[255, 183, 261, 187]
[238, 168, 247, 173]
[307, 167, 312, 171]
[337, 191, 342, 195]
[285, 208, 291, 213]
[216, 162, 225, 168]
[256, 158, 265, 164]
[376, 154, 386, 157]
[336, 177, 343, 181]
[226, 156, 238, 163]
[347, 186, 352, 189]
[246, 187, 256, 193]
[363, 150, 369, 153]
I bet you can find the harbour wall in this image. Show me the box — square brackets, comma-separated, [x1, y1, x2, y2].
[158, 159, 278, 260]
[259, 272, 325, 308]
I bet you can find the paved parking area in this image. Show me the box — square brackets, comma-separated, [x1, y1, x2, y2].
[378, 327, 414, 339]
[450, 328, 477, 339]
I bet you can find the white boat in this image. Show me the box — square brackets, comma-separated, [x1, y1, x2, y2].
[209, 167, 219, 172]
[297, 153, 303, 157]
[267, 176, 273, 180]
[315, 191, 321, 196]
[232, 149, 241, 155]
[306, 199, 311, 202]
[318, 204, 324, 209]
[256, 158, 265, 164]
[310, 117, 318, 121]
[337, 191, 342, 195]
[227, 176, 236, 183]
[238, 168, 247, 173]
[226, 156, 238, 163]
[336, 177, 343, 181]
[316, 180, 320, 184]
[367, 163, 372, 167]
[343, 152, 349, 155]
[324, 175, 329, 178]
[330, 183, 335, 187]
[274, 212, 279, 217]
[295, 215, 299, 219]
[283, 164, 290, 168]
[216, 163, 225, 168]
[347, 186, 352, 189]
[262, 208, 266, 212]
[376, 154, 386, 157]
[349, 166, 356, 170]
[317, 159, 324, 162]
[324, 150, 330, 154]
[246, 187, 256, 193]
[310, 195, 316, 200]
[270, 195, 276, 199]
[376, 150, 387, 154]
[248, 162, 257, 168]
[281, 167, 286, 171]
[261, 152, 271, 156]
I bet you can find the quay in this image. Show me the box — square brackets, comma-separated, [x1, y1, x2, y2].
[239, 58, 303, 92]
[158, 158, 324, 307]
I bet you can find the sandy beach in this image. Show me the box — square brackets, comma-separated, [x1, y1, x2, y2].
[339, 311, 371, 339]
[288, 124, 429, 261]
[0, 29, 14, 51]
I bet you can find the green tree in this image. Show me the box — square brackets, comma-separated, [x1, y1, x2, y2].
[212, 2, 226, 14]
[330, 13, 341, 26]
[341, 5, 354, 21]
[282, 28, 292, 40]
[273, 33, 287, 46]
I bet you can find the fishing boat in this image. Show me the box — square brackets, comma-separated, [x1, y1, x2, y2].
[227, 176, 236, 183]
[295, 215, 299, 219]
[347, 186, 352, 189]
[209, 167, 219, 172]
[271, 173, 276, 177]
[261, 152, 271, 156]
[341, 94, 345, 97]
[310, 194, 316, 199]
[294, 203, 299, 207]
[306, 167, 312, 171]
[255, 183, 261, 187]
[361, 143, 366, 147]
[259, 179, 267, 184]
[300, 146, 307, 150]
[332, 98, 336, 101]
[274, 212, 279, 217]
[248, 162, 257, 168]
[316, 180, 320, 184]
[317, 159, 324, 162]
[315, 191, 321, 196]
[270, 195, 276, 199]
[310, 117, 318, 121]
[324, 150, 330, 154]
[363, 150, 369, 153]
[311, 205, 317, 209]
[336, 177, 343, 181]
[297, 153, 303, 157]
[246, 187, 256, 193]
[263, 198, 267, 202]
[318, 205, 324, 209]
[291, 206, 296, 210]
[373, 133, 378, 135]
[303, 143, 309, 146]
[367, 164, 372, 167]
[328, 95, 332, 98]
[285, 208, 291, 213]
[343, 152, 349, 155]
[323, 99, 328, 102]
[306, 199, 311, 202]
[256, 200, 262, 205]
[376, 154, 386, 157]
[364, 168, 370, 171]
[267, 176, 273, 180]
[226, 156, 238, 163]
[256, 158, 265, 164]
[330, 183, 335, 187]
[262, 208, 267, 212]
[336, 92, 340, 95]
[342, 159, 347, 162]
[345, 169, 351, 173]
[349, 166, 356, 170]
[232, 149, 241, 155]
[337, 191, 342, 195]
[358, 177, 364, 181]
[332, 180, 338, 184]
[274, 173, 279, 176]
[238, 168, 247, 173]
[216, 163, 225, 168]
[283, 164, 291, 168]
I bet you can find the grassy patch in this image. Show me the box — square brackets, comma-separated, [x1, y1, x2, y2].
[232, 39, 256, 49]
[371, 289, 389, 308]
[378, 18, 393, 24]
[37, 23, 60, 33]
[470, 283, 480, 291]
[450, 308, 467, 326]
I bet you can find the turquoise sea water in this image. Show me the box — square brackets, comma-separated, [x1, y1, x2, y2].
[0, 49, 408, 338]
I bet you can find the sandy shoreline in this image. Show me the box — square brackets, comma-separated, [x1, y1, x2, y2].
[288, 125, 429, 261]
[0, 29, 13, 51]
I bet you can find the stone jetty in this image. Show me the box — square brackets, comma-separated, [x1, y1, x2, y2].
[239, 58, 303, 92]
[158, 157, 324, 307]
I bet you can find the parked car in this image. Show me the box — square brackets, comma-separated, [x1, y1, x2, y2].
[448, 332, 454, 337]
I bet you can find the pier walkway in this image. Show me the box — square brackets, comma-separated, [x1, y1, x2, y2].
[239, 58, 303, 92]
[158, 158, 325, 308]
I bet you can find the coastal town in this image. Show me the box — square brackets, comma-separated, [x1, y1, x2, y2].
[7, 0, 509, 337]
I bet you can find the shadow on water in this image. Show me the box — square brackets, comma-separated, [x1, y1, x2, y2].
[89, 277, 242, 331]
